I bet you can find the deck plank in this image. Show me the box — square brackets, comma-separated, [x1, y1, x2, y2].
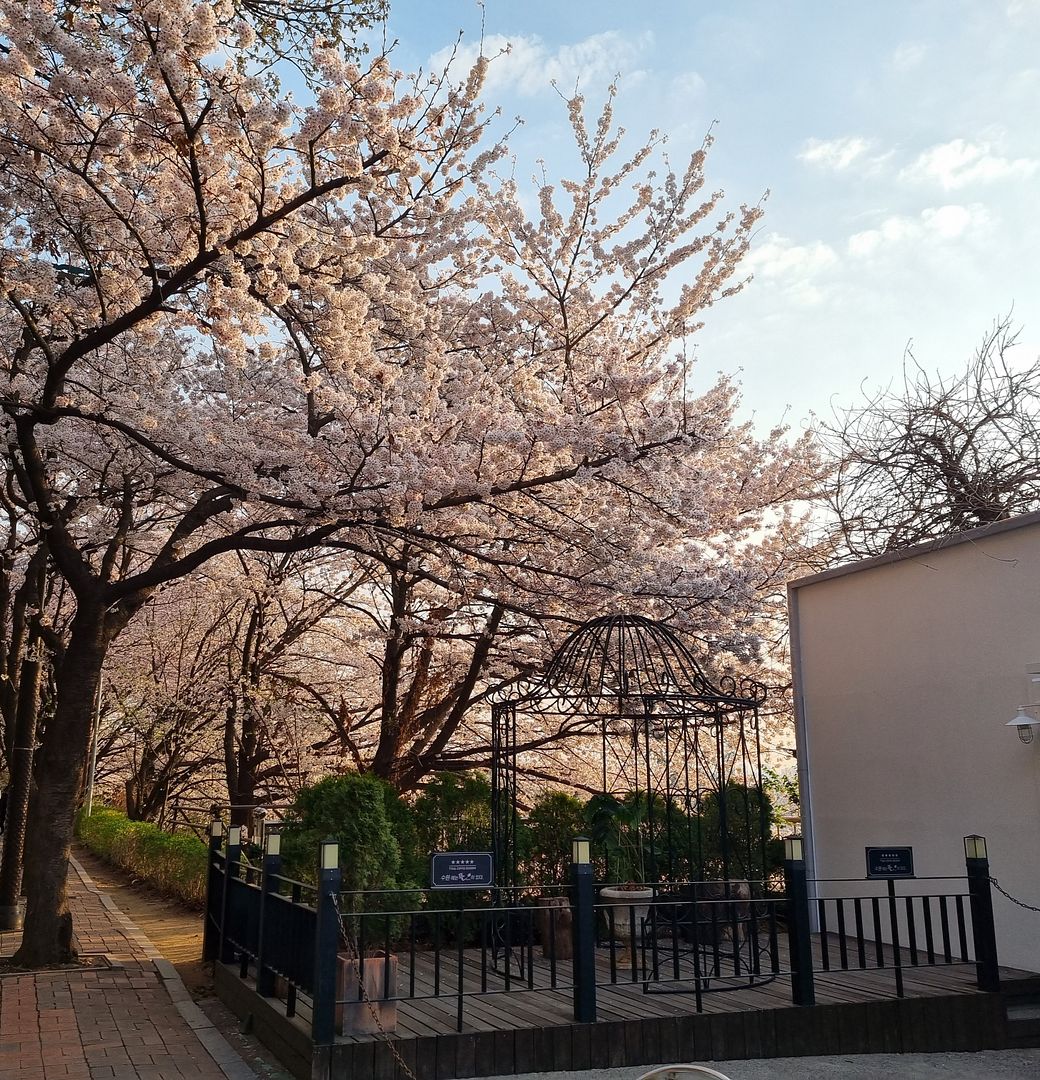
[272, 930, 1034, 1047]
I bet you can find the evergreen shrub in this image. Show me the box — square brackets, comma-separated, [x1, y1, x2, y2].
[75, 806, 208, 906]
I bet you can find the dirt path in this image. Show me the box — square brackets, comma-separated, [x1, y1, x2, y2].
[72, 843, 293, 1079]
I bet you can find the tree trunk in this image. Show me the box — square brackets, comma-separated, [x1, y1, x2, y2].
[13, 609, 105, 966]
[0, 655, 41, 929]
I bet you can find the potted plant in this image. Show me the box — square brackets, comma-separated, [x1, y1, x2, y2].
[279, 775, 407, 1033]
[587, 794, 655, 938]
[337, 949, 398, 1035]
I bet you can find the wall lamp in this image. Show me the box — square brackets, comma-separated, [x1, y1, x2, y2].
[1007, 706, 1040, 744]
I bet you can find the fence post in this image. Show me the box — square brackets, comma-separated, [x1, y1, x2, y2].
[202, 817, 224, 962]
[256, 829, 282, 996]
[783, 835, 815, 1006]
[219, 826, 241, 965]
[312, 840, 342, 1046]
[964, 834, 1000, 992]
[570, 836, 597, 1023]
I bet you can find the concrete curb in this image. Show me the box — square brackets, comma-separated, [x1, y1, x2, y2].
[69, 853, 259, 1080]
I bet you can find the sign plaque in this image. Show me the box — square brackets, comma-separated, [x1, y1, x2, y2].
[865, 846, 915, 879]
[429, 851, 494, 889]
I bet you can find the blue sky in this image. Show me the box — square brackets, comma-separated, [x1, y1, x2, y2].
[377, 0, 1040, 431]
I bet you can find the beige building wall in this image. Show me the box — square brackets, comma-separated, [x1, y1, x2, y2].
[789, 515, 1040, 974]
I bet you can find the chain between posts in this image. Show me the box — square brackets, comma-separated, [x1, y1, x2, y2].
[989, 876, 1040, 913]
[330, 892, 418, 1080]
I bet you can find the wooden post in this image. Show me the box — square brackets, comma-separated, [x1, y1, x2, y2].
[312, 840, 341, 1046]
[964, 835, 1000, 993]
[570, 837, 597, 1023]
[784, 851, 815, 1006]
[256, 829, 282, 996]
[218, 826, 241, 965]
[201, 817, 224, 962]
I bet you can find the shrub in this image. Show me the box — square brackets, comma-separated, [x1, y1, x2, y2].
[520, 790, 586, 884]
[76, 807, 208, 906]
[411, 771, 491, 857]
[279, 773, 405, 894]
[696, 782, 782, 883]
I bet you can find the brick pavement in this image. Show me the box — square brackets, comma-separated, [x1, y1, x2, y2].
[0, 859, 255, 1080]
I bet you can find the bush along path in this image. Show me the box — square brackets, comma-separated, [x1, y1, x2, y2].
[76, 808, 208, 907]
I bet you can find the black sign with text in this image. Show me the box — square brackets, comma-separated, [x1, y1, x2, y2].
[429, 851, 494, 889]
[865, 846, 915, 879]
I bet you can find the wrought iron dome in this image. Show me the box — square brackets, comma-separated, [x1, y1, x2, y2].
[492, 613, 777, 889]
[491, 611, 772, 895]
[505, 613, 766, 715]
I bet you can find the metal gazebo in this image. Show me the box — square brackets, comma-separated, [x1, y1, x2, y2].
[491, 613, 771, 889]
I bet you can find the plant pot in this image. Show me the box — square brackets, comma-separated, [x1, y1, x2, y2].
[536, 896, 573, 959]
[599, 886, 654, 940]
[336, 951, 398, 1035]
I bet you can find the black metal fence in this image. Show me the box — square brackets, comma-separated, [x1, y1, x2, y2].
[203, 823, 1001, 1046]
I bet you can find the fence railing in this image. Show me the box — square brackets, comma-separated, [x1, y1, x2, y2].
[593, 889, 788, 1013]
[203, 824, 1002, 1045]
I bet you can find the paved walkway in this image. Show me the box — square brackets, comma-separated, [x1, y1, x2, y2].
[0, 857, 256, 1080]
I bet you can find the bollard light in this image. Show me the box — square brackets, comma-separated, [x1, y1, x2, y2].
[265, 829, 281, 857]
[572, 836, 591, 865]
[784, 834, 804, 862]
[252, 806, 267, 848]
[320, 839, 339, 871]
[227, 825, 241, 849]
[964, 834, 988, 860]
[210, 818, 223, 839]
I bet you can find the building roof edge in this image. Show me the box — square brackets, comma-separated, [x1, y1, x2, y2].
[789, 508, 1040, 591]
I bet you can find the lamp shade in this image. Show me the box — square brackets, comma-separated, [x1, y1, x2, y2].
[784, 835, 804, 862]
[265, 829, 281, 857]
[1007, 710, 1037, 743]
[572, 836, 591, 865]
[320, 839, 339, 870]
[963, 834, 987, 860]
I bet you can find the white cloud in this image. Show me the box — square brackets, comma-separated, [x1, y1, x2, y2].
[891, 42, 928, 71]
[430, 31, 653, 98]
[901, 138, 1038, 189]
[921, 204, 980, 238]
[847, 203, 992, 257]
[1007, 0, 1040, 23]
[847, 217, 915, 258]
[799, 137, 885, 174]
[670, 71, 707, 99]
[745, 234, 839, 305]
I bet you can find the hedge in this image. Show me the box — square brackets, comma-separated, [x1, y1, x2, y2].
[75, 807, 208, 907]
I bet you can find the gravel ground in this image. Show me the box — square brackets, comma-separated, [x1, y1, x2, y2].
[503, 1049, 1040, 1079]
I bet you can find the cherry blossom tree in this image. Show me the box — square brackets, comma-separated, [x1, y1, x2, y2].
[0, 0, 820, 963]
[94, 548, 360, 825]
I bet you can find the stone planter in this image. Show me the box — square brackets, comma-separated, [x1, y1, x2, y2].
[599, 885, 654, 940]
[336, 951, 398, 1035]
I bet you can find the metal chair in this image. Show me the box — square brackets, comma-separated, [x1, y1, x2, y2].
[637, 1066, 734, 1080]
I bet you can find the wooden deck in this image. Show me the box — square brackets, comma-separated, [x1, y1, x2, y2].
[333, 932, 1031, 1044]
[215, 932, 1038, 1079]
